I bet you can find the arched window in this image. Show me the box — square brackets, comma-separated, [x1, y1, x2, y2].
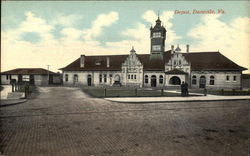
[131, 75, 133, 79]
[128, 74, 130, 79]
[209, 76, 215, 85]
[134, 75, 136, 79]
[145, 75, 148, 83]
[87, 74, 92, 86]
[65, 74, 68, 82]
[226, 75, 230, 81]
[104, 74, 107, 83]
[73, 74, 78, 82]
[159, 75, 163, 84]
[99, 74, 102, 83]
[233, 76, 237, 81]
[192, 75, 196, 85]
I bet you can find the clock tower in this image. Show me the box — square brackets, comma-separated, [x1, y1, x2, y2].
[150, 16, 166, 60]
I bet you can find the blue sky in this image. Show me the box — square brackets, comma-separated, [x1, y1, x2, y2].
[1, 1, 250, 72]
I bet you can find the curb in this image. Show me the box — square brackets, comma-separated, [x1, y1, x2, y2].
[0, 99, 27, 107]
[104, 98, 250, 104]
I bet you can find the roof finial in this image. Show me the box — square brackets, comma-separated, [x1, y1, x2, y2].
[157, 10, 160, 19]
[130, 46, 136, 53]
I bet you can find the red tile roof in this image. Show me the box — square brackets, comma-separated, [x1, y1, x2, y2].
[60, 51, 247, 72]
[1, 68, 57, 75]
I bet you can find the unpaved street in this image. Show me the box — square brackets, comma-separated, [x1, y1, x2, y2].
[1, 87, 250, 156]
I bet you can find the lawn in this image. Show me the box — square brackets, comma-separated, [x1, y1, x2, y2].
[82, 87, 182, 98]
[190, 89, 250, 96]
[82, 86, 250, 98]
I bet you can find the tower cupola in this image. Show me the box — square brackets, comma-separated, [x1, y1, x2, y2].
[150, 15, 167, 61]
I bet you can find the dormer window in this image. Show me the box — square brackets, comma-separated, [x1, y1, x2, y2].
[95, 61, 101, 65]
[153, 32, 161, 38]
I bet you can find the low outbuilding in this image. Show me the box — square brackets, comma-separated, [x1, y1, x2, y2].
[1, 68, 61, 85]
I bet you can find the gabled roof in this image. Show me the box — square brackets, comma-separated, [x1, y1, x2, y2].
[60, 51, 247, 72]
[60, 55, 128, 71]
[183, 52, 247, 71]
[1, 68, 57, 75]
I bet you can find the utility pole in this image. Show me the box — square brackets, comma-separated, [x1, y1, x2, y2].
[47, 65, 50, 85]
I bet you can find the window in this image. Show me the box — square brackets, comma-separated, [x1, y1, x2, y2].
[99, 74, 102, 83]
[131, 75, 133, 79]
[134, 75, 136, 79]
[104, 74, 107, 83]
[226, 75, 230, 81]
[174, 60, 176, 65]
[6, 75, 9, 80]
[209, 76, 215, 85]
[145, 75, 148, 83]
[233, 76, 237, 81]
[179, 60, 181, 65]
[128, 75, 130, 79]
[159, 75, 163, 84]
[73, 74, 78, 82]
[152, 45, 161, 51]
[109, 74, 112, 78]
[192, 75, 197, 85]
[65, 74, 68, 82]
[95, 61, 101, 65]
[153, 32, 161, 38]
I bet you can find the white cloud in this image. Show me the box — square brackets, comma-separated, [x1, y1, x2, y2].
[1, 11, 121, 72]
[52, 14, 83, 26]
[106, 22, 150, 53]
[2, 11, 54, 43]
[142, 10, 181, 44]
[2, 10, 249, 75]
[106, 10, 181, 53]
[83, 11, 119, 41]
[187, 14, 250, 73]
[60, 27, 83, 40]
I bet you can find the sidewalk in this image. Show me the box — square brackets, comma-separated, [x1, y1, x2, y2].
[0, 99, 27, 107]
[105, 95, 250, 103]
[1, 85, 27, 107]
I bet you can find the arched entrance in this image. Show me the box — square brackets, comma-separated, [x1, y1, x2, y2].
[113, 75, 121, 86]
[87, 75, 92, 86]
[169, 76, 181, 85]
[151, 75, 157, 87]
[199, 76, 206, 88]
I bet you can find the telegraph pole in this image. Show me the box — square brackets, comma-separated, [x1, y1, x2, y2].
[47, 65, 50, 85]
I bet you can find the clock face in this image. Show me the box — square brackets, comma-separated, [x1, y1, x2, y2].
[153, 32, 161, 38]
[152, 45, 161, 51]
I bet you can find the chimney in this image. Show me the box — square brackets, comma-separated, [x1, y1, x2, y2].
[186, 44, 190, 53]
[171, 45, 174, 53]
[80, 55, 85, 68]
[107, 57, 110, 68]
